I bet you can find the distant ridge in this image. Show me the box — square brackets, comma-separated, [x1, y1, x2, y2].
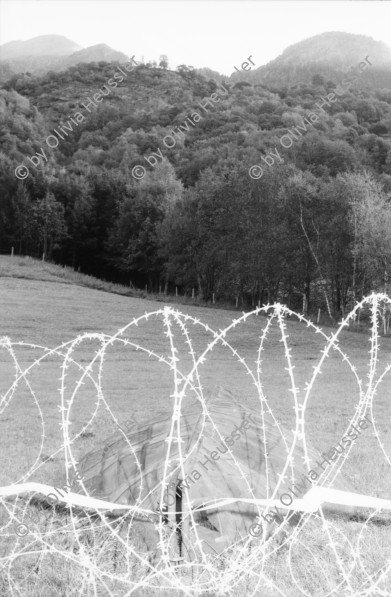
[0, 35, 128, 79]
[0, 35, 81, 60]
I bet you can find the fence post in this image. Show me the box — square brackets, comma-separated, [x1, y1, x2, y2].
[42, 253, 45, 261]
[302, 294, 308, 315]
[11, 247, 14, 257]
[317, 308, 321, 324]
[176, 287, 178, 297]
[212, 293, 215, 305]
[145, 284, 147, 293]
[192, 288, 195, 299]
[236, 296, 238, 309]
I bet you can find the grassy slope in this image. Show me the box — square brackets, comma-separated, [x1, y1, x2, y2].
[1, 255, 391, 596]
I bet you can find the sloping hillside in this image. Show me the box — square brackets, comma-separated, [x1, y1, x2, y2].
[1, 33, 391, 315]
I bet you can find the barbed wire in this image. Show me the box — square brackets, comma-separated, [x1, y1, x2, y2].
[0, 294, 391, 595]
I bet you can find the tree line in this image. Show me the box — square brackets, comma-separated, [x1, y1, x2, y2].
[1, 63, 391, 315]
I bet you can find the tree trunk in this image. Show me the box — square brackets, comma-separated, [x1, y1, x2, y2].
[305, 276, 310, 315]
[299, 200, 333, 320]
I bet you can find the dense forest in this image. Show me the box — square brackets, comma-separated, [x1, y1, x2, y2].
[1, 53, 391, 315]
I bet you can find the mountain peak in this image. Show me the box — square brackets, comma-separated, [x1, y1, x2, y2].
[231, 31, 391, 88]
[277, 31, 391, 67]
[64, 44, 129, 67]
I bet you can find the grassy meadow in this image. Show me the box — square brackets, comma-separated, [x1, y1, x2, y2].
[1, 255, 391, 596]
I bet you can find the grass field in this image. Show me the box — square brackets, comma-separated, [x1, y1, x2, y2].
[1, 255, 391, 596]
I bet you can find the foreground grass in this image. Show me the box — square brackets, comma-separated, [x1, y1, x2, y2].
[1, 255, 391, 596]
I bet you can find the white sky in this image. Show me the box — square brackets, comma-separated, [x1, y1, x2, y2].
[0, 1, 390, 75]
